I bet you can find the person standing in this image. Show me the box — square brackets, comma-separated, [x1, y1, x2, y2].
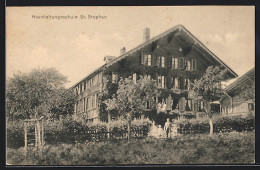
[164, 118, 172, 138]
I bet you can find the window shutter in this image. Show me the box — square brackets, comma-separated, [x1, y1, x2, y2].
[171, 77, 174, 88]
[192, 59, 196, 71]
[141, 53, 144, 65]
[164, 56, 167, 68]
[179, 57, 184, 69]
[144, 54, 148, 65]
[167, 56, 172, 68]
[152, 54, 156, 66]
[155, 56, 159, 67]
[156, 73, 158, 86]
[112, 72, 118, 83]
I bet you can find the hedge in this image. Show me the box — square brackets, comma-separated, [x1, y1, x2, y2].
[176, 115, 255, 134]
[6, 117, 152, 148]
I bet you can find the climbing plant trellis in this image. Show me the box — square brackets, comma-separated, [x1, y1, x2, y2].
[24, 116, 44, 151]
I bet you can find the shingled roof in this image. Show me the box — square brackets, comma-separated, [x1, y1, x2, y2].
[71, 24, 238, 89]
[225, 67, 255, 94]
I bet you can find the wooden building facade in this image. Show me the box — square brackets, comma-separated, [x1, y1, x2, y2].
[71, 25, 237, 123]
[220, 67, 255, 116]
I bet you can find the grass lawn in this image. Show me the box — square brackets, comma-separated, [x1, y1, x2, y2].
[6, 131, 255, 165]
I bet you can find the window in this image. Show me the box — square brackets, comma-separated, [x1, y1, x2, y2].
[172, 77, 179, 89]
[89, 78, 93, 87]
[84, 81, 86, 91]
[198, 100, 204, 111]
[192, 59, 196, 71]
[179, 57, 185, 69]
[172, 57, 178, 69]
[80, 83, 82, 93]
[144, 73, 151, 79]
[147, 55, 152, 66]
[162, 76, 165, 88]
[158, 75, 162, 87]
[133, 73, 137, 84]
[161, 56, 165, 67]
[75, 88, 78, 96]
[185, 60, 191, 71]
[158, 75, 166, 88]
[86, 98, 89, 111]
[184, 78, 191, 90]
[112, 72, 119, 83]
[141, 53, 148, 65]
[146, 101, 151, 109]
[83, 98, 86, 111]
[185, 99, 192, 111]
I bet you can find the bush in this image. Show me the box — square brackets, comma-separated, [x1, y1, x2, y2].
[175, 115, 255, 134]
[214, 116, 255, 133]
[6, 121, 24, 148]
[6, 116, 153, 148]
[176, 119, 210, 134]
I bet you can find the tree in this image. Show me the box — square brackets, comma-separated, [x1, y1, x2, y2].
[191, 66, 228, 135]
[6, 68, 75, 120]
[104, 76, 160, 141]
[48, 88, 76, 119]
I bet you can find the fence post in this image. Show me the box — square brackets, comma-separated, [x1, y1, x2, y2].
[35, 121, 38, 147]
[41, 119, 44, 145]
[24, 121, 27, 152]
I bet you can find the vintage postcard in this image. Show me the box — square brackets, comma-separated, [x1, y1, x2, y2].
[6, 6, 255, 165]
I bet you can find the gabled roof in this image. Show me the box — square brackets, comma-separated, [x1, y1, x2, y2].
[71, 24, 238, 89]
[225, 67, 255, 93]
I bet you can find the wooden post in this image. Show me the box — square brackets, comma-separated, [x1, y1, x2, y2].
[24, 121, 27, 151]
[37, 120, 42, 158]
[107, 110, 111, 139]
[37, 121, 41, 147]
[35, 122, 38, 147]
[41, 120, 44, 145]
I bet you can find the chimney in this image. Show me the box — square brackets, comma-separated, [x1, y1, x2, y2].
[120, 47, 126, 55]
[143, 27, 150, 42]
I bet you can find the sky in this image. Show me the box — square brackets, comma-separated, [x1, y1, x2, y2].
[6, 6, 255, 88]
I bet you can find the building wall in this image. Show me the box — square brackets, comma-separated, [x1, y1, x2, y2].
[102, 33, 217, 116]
[73, 71, 103, 122]
[73, 29, 234, 122]
[220, 93, 255, 115]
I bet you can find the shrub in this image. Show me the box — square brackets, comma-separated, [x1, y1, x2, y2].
[214, 116, 255, 133]
[175, 115, 255, 134]
[6, 121, 24, 148]
[176, 119, 210, 134]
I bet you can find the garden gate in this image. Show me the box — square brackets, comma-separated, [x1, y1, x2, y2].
[24, 116, 44, 152]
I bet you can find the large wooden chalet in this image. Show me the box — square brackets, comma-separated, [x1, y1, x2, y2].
[71, 25, 237, 123]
